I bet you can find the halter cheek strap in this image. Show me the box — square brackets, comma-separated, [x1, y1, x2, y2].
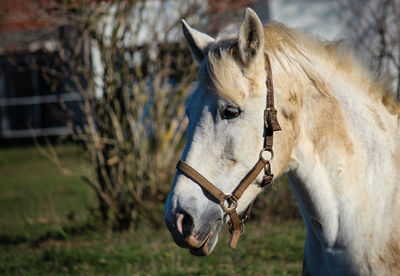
[176, 53, 281, 250]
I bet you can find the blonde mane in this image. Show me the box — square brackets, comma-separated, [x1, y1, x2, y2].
[204, 22, 400, 115]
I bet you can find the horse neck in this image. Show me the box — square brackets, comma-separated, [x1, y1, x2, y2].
[277, 54, 400, 271]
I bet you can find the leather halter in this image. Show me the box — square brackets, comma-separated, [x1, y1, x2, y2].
[176, 54, 281, 250]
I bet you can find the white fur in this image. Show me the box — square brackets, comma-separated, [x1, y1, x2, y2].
[165, 8, 400, 274]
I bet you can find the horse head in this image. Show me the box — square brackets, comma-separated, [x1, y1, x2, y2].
[164, 8, 295, 256]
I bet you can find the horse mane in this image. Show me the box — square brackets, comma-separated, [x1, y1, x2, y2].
[204, 22, 400, 115]
[264, 22, 400, 115]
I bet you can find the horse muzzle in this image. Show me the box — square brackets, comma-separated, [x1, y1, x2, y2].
[165, 208, 223, 256]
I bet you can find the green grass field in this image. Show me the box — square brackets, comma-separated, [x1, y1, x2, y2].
[0, 143, 305, 275]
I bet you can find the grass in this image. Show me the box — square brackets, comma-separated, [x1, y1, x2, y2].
[0, 143, 305, 275]
[0, 144, 95, 242]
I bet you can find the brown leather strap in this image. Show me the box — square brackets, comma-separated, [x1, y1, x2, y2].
[265, 54, 275, 108]
[232, 158, 267, 200]
[262, 54, 281, 187]
[227, 209, 242, 249]
[177, 160, 226, 202]
[178, 157, 267, 206]
[264, 54, 281, 149]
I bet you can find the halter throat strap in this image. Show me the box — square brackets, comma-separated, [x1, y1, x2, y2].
[176, 53, 281, 250]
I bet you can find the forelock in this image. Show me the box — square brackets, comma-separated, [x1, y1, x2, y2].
[197, 37, 252, 105]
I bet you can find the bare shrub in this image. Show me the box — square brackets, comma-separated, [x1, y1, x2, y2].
[35, 0, 206, 230]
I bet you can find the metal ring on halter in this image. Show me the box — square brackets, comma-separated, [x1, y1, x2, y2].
[219, 193, 238, 213]
[259, 147, 274, 163]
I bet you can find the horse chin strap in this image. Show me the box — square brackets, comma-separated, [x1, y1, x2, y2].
[176, 54, 281, 250]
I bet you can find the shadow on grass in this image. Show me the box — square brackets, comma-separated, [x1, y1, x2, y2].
[0, 220, 103, 248]
[0, 234, 29, 246]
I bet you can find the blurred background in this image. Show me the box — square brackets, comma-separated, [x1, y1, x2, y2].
[1, 0, 399, 275]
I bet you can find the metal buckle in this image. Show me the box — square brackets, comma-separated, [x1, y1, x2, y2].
[219, 194, 238, 213]
[259, 147, 274, 163]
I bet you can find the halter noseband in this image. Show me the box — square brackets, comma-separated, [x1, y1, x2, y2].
[176, 54, 281, 250]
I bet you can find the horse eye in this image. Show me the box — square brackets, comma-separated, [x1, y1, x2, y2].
[221, 105, 241, 119]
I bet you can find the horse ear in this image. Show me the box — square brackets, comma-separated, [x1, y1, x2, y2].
[181, 19, 215, 64]
[238, 8, 265, 66]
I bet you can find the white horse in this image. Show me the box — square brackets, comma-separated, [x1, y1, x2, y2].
[164, 8, 400, 275]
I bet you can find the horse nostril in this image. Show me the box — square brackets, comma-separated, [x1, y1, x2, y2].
[176, 214, 184, 235]
[176, 212, 194, 237]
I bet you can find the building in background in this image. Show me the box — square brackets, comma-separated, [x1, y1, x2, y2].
[0, 0, 84, 138]
[0, 0, 345, 139]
